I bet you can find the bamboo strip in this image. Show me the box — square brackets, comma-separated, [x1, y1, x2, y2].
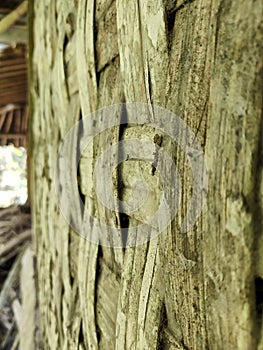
[0, 104, 21, 113]
[0, 63, 27, 73]
[21, 106, 28, 132]
[0, 133, 27, 138]
[0, 81, 26, 90]
[0, 111, 6, 129]
[0, 244, 29, 311]
[3, 110, 14, 133]
[0, 1, 28, 35]
[12, 108, 22, 133]
[0, 206, 20, 219]
[0, 230, 31, 258]
[0, 58, 26, 68]
[0, 70, 27, 79]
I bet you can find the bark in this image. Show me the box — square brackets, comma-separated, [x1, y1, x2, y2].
[29, 0, 263, 349]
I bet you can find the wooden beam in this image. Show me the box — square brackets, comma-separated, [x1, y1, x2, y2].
[0, 26, 27, 44]
[0, 133, 27, 137]
[2, 110, 14, 133]
[0, 88, 27, 97]
[0, 12, 27, 25]
[12, 108, 22, 133]
[0, 71, 27, 79]
[0, 111, 6, 129]
[0, 57, 27, 68]
[21, 106, 28, 133]
[0, 97, 27, 105]
[0, 63, 27, 74]
[0, 104, 21, 113]
[0, 1, 28, 35]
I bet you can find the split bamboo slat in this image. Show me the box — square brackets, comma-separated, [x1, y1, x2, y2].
[0, 105, 28, 147]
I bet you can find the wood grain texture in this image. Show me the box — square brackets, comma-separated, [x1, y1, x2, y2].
[29, 0, 263, 349]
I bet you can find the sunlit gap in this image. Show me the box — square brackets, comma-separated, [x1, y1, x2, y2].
[0, 145, 27, 208]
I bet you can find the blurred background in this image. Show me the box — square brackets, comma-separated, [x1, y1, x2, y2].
[0, 0, 28, 208]
[0, 2, 31, 349]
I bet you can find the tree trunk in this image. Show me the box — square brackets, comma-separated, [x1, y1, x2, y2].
[29, 0, 263, 349]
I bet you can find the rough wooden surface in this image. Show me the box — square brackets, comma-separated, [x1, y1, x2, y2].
[29, 0, 263, 349]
